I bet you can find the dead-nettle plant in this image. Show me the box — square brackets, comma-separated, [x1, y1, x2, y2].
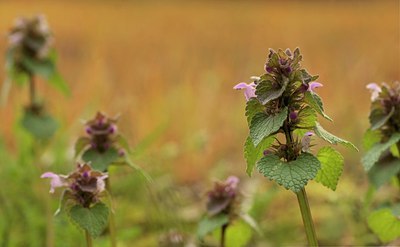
[234, 48, 357, 246]
[4, 15, 69, 140]
[197, 176, 258, 247]
[363, 82, 400, 243]
[41, 163, 110, 247]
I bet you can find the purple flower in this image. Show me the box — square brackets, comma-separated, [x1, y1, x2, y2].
[40, 172, 68, 193]
[308, 82, 323, 92]
[301, 131, 315, 152]
[289, 111, 298, 121]
[233, 82, 256, 101]
[366, 83, 382, 101]
[206, 176, 240, 217]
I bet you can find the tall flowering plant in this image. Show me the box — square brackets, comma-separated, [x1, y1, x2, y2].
[234, 48, 357, 246]
[363, 82, 400, 243]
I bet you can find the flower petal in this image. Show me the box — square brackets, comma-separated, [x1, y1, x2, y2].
[233, 82, 249, 90]
[366, 83, 382, 101]
[41, 172, 67, 193]
[308, 82, 323, 92]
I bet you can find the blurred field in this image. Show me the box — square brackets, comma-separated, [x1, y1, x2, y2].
[0, 0, 399, 246]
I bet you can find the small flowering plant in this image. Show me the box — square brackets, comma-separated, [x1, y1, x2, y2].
[197, 176, 258, 246]
[234, 48, 357, 245]
[41, 163, 110, 239]
[75, 112, 132, 172]
[4, 15, 69, 140]
[362, 82, 400, 243]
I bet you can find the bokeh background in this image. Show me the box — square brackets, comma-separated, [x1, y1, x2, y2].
[0, 0, 399, 246]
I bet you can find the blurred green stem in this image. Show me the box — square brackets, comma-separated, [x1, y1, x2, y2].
[85, 230, 93, 247]
[106, 178, 117, 247]
[396, 143, 400, 187]
[296, 188, 318, 246]
[28, 72, 36, 106]
[220, 224, 227, 247]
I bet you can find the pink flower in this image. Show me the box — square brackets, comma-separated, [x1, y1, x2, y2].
[366, 83, 382, 101]
[308, 82, 323, 92]
[40, 172, 68, 193]
[233, 82, 256, 101]
[301, 131, 315, 152]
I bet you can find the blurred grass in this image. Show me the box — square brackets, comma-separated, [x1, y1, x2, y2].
[0, 0, 399, 246]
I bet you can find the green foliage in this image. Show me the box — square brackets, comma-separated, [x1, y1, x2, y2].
[368, 154, 400, 188]
[361, 133, 400, 171]
[21, 110, 58, 140]
[257, 153, 320, 192]
[369, 106, 395, 131]
[244, 135, 275, 177]
[362, 129, 382, 151]
[256, 76, 288, 105]
[82, 148, 120, 171]
[314, 122, 358, 151]
[304, 91, 333, 121]
[245, 98, 264, 125]
[315, 147, 344, 191]
[213, 219, 253, 247]
[297, 106, 317, 129]
[68, 202, 109, 238]
[249, 107, 288, 146]
[74, 137, 90, 158]
[197, 214, 229, 240]
[367, 208, 400, 243]
[115, 134, 132, 153]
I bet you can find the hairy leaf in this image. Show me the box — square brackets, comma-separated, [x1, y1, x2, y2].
[244, 135, 275, 177]
[245, 98, 264, 125]
[82, 148, 120, 171]
[21, 111, 58, 140]
[362, 129, 382, 151]
[370, 107, 395, 131]
[256, 77, 288, 105]
[250, 107, 287, 146]
[257, 153, 320, 192]
[362, 133, 400, 171]
[315, 147, 344, 191]
[314, 122, 358, 151]
[368, 153, 400, 188]
[304, 91, 332, 121]
[297, 106, 317, 129]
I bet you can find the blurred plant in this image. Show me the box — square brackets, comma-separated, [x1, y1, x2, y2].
[234, 48, 357, 246]
[197, 176, 259, 247]
[41, 163, 110, 246]
[362, 82, 400, 243]
[3, 14, 69, 140]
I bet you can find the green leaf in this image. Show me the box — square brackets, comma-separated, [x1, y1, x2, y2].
[82, 148, 120, 171]
[22, 57, 55, 78]
[74, 137, 91, 158]
[115, 134, 132, 153]
[368, 153, 400, 188]
[245, 98, 264, 125]
[244, 135, 275, 177]
[304, 91, 332, 121]
[362, 133, 400, 171]
[297, 106, 317, 128]
[314, 147, 344, 191]
[370, 107, 395, 131]
[362, 129, 382, 151]
[257, 153, 320, 192]
[314, 122, 358, 151]
[240, 213, 261, 235]
[256, 77, 289, 105]
[367, 208, 400, 243]
[21, 111, 58, 140]
[215, 220, 253, 247]
[68, 202, 109, 238]
[249, 107, 287, 146]
[48, 71, 70, 96]
[197, 214, 229, 240]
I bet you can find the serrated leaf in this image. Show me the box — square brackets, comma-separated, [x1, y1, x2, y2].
[315, 147, 344, 191]
[297, 106, 317, 128]
[244, 135, 275, 177]
[21, 111, 58, 140]
[68, 202, 109, 238]
[250, 107, 287, 146]
[256, 153, 320, 192]
[367, 208, 400, 243]
[82, 148, 120, 171]
[304, 91, 332, 121]
[74, 137, 90, 158]
[362, 129, 382, 151]
[314, 122, 358, 151]
[368, 153, 400, 188]
[370, 107, 395, 131]
[362, 133, 400, 171]
[245, 98, 264, 125]
[256, 77, 288, 105]
[197, 214, 229, 240]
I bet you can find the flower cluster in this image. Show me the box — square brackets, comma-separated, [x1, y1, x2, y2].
[41, 163, 107, 208]
[85, 112, 122, 154]
[367, 82, 400, 139]
[8, 15, 53, 64]
[206, 176, 240, 217]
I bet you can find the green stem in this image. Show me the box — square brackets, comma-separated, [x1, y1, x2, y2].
[396, 142, 400, 188]
[28, 72, 36, 106]
[220, 224, 227, 247]
[296, 188, 318, 246]
[106, 178, 117, 247]
[85, 230, 93, 247]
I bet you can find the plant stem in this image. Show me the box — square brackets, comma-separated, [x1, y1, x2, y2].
[85, 230, 93, 247]
[296, 188, 319, 246]
[106, 178, 117, 247]
[28, 72, 36, 106]
[220, 224, 228, 247]
[396, 142, 400, 188]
